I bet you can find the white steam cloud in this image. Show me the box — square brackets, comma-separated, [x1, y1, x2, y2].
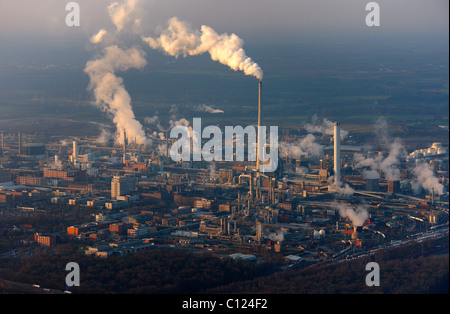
[328, 177, 355, 196]
[413, 162, 444, 195]
[84, 45, 149, 145]
[86, 1, 263, 147]
[142, 17, 263, 81]
[91, 29, 108, 44]
[279, 134, 323, 159]
[96, 127, 114, 144]
[194, 104, 224, 114]
[304, 115, 349, 138]
[266, 230, 285, 242]
[333, 202, 369, 227]
[107, 0, 142, 32]
[354, 117, 405, 181]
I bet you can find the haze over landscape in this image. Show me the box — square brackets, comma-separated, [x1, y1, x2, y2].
[0, 0, 448, 298]
[0, 0, 448, 138]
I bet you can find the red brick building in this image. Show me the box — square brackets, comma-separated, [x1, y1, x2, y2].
[34, 233, 56, 247]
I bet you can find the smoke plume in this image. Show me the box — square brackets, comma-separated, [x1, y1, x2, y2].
[333, 202, 369, 227]
[266, 230, 284, 242]
[84, 45, 149, 145]
[194, 104, 224, 114]
[96, 127, 114, 144]
[91, 29, 108, 44]
[353, 117, 405, 181]
[363, 169, 380, 180]
[279, 134, 323, 159]
[142, 17, 263, 81]
[304, 115, 349, 138]
[329, 177, 355, 196]
[413, 162, 444, 195]
[107, 0, 142, 32]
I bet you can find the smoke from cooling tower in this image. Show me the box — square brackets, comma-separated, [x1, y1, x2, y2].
[333, 202, 369, 227]
[279, 134, 323, 159]
[354, 142, 404, 181]
[363, 169, 380, 180]
[142, 17, 263, 81]
[266, 230, 284, 242]
[84, 45, 149, 145]
[96, 127, 114, 144]
[413, 162, 444, 195]
[353, 117, 405, 181]
[328, 177, 355, 196]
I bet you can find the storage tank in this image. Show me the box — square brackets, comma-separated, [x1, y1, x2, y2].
[313, 230, 320, 239]
[432, 142, 442, 149]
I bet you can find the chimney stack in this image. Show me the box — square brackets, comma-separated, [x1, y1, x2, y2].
[72, 140, 79, 167]
[334, 122, 341, 185]
[123, 131, 127, 164]
[256, 81, 262, 171]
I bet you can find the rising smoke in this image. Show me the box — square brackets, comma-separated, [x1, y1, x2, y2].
[107, 0, 142, 32]
[353, 117, 405, 181]
[333, 202, 369, 227]
[266, 229, 285, 242]
[194, 104, 224, 114]
[304, 115, 349, 138]
[413, 162, 444, 195]
[142, 17, 263, 81]
[279, 134, 323, 159]
[86, 1, 263, 147]
[84, 45, 149, 145]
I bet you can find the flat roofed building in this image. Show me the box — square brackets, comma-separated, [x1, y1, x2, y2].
[111, 175, 136, 199]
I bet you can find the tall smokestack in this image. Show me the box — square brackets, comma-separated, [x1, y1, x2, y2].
[256, 81, 262, 171]
[123, 131, 127, 164]
[72, 140, 79, 167]
[334, 122, 341, 185]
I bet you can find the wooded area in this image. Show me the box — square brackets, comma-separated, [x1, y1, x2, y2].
[0, 236, 448, 294]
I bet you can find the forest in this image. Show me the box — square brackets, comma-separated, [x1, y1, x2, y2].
[0, 244, 278, 294]
[0, 235, 448, 294]
[211, 236, 449, 294]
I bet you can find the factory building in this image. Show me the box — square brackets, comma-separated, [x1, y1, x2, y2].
[34, 233, 56, 247]
[388, 180, 400, 194]
[43, 169, 86, 183]
[0, 168, 11, 183]
[111, 175, 137, 199]
[21, 143, 46, 157]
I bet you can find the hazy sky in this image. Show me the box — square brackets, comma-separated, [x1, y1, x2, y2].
[0, 0, 448, 41]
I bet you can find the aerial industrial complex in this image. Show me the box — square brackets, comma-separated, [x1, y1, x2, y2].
[0, 84, 448, 266]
